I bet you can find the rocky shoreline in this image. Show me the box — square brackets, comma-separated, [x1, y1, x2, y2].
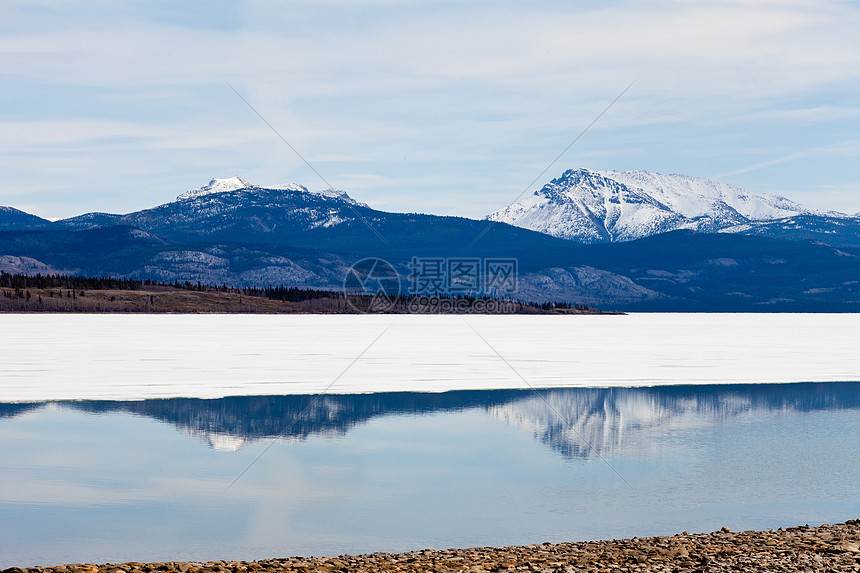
[5, 521, 859, 573]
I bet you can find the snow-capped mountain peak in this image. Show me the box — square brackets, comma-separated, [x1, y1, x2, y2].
[177, 178, 368, 207]
[178, 176, 252, 200]
[315, 188, 369, 207]
[488, 168, 844, 243]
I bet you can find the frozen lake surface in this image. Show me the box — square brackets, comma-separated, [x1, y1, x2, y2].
[0, 314, 860, 402]
[1, 313, 859, 401]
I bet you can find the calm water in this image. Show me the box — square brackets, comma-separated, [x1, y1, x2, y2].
[2, 383, 860, 567]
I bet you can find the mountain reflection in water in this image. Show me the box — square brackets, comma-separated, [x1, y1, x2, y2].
[4, 382, 858, 458]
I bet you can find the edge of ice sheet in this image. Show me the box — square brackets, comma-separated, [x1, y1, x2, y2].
[1, 313, 858, 402]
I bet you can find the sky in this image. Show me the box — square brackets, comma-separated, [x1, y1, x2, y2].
[2, 0, 860, 220]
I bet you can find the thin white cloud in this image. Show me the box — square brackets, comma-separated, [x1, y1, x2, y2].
[712, 138, 860, 179]
[0, 120, 270, 151]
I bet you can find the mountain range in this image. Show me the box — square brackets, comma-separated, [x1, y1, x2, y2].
[1, 171, 859, 311]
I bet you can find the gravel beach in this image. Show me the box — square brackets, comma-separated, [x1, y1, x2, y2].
[6, 520, 859, 573]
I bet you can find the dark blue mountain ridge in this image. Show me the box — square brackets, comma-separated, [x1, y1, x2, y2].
[43, 185, 573, 258]
[0, 206, 54, 231]
[57, 211, 123, 230]
[1, 174, 859, 311]
[729, 215, 860, 249]
[2, 226, 858, 311]
[7, 174, 860, 248]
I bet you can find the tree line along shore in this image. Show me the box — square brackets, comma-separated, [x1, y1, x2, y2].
[2, 521, 858, 573]
[0, 272, 615, 315]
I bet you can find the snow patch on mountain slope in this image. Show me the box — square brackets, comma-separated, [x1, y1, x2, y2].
[267, 183, 309, 192]
[272, 185, 366, 206]
[598, 170, 825, 222]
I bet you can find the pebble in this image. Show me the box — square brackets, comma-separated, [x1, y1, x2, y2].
[5, 520, 860, 573]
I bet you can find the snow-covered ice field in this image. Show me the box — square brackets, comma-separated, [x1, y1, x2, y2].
[1, 313, 858, 402]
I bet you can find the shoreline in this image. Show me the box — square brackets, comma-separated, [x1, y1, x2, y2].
[0, 285, 617, 315]
[5, 521, 859, 572]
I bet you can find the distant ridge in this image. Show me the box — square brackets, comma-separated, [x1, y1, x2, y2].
[2, 171, 859, 311]
[0, 205, 53, 231]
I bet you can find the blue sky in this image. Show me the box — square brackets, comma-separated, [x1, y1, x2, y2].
[2, 0, 859, 220]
